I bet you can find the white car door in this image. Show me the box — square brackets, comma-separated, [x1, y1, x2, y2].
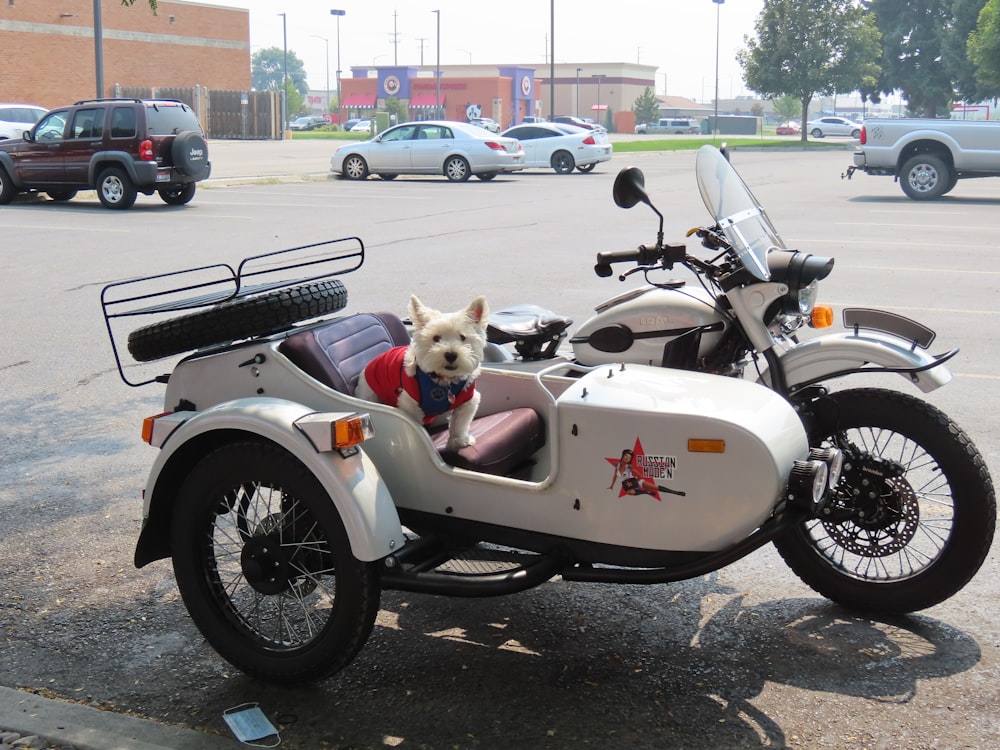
[367, 124, 417, 172]
[409, 124, 454, 173]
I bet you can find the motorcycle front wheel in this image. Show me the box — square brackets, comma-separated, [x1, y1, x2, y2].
[776, 388, 995, 614]
[171, 440, 381, 683]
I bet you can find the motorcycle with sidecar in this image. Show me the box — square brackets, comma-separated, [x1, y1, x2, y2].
[100, 149, 994, 685]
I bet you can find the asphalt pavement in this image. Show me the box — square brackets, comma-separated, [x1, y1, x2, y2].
[0, 137, 314, 750]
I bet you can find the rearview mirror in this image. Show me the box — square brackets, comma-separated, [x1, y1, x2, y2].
[612, 167, 649, 209]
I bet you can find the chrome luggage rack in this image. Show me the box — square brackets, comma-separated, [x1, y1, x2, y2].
[101, 237, 365, 386]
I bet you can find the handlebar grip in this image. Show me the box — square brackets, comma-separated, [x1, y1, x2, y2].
[595, 249, 642, 266]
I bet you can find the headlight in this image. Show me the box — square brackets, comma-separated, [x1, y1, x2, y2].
[796, 280, 818, 315]
[767, 251, 835, 316]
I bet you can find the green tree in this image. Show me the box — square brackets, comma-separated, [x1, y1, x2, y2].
[968, 0, 1000, 93]
[632, 87, 660, 126]
[945, 0, 994, 103]
[252, 47, 309, 95]
[384, 97, 407, 125]
[738, 0, 881, 141]
[604, 105, 616, 133]
[122, 0, 158, 10]
[772, 95, 801, 121]
[867, 0, 954, 117]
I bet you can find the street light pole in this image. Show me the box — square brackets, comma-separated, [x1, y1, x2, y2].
[575, 67, 581, 118]
[312, 35, 330, 114]
[433, 9, 441, 119]
[592, 73, 606, 123]
[93, 0, 104, 98]
[279, 12, 288, 139]
[331, 10, 345, 126]
[713, 0, 723, 138]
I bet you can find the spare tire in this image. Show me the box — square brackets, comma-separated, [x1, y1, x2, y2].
[127, 280, 348, 362]
[171, 131, 210, 179]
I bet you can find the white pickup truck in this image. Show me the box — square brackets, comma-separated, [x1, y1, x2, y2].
[845, 118, 1000, 199]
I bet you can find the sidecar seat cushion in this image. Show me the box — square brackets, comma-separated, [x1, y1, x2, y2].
[279, 313, 410, 394]
[430, 408, 544, 476]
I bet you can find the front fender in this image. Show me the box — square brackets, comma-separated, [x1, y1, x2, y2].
[137, 397, 405, 567]
[772, 331, 953, 393]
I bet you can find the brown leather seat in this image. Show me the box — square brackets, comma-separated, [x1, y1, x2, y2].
[280, 313, 544, 476]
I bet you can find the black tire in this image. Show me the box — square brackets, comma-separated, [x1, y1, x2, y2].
[0, 165, 16, 204]
[476, 171, 497, 181]
[850, 128, 861, 139]
[377, 173, 397, 180]
[126, 279, 348, 362]
[551, 151, 575, 174]
[97, 167, 137, 209]
[158, 183, 196, 205]
[776, 388, 995, 614]
[171, 440, 381, 683]
[47, 189, 77, 202]
[900, 154, 952, 200]
[444, 155, 471, 182]
[576, 163, 597, 173]
[810, 128, 823, 138]
[341, 154, 369, 180]
[171, 131, 210, 179]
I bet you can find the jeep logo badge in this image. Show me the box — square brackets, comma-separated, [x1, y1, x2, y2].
[189, 148, 204, 159]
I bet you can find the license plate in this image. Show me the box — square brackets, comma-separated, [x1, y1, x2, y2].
[155, 170, 171, 183]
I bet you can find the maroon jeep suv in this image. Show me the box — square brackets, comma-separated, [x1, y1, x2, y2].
[0, 98, 210, 209]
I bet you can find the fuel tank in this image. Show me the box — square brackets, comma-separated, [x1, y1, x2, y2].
[571, 285, 729, 368]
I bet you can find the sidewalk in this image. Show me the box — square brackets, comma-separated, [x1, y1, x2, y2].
[0, 687, 242, 750]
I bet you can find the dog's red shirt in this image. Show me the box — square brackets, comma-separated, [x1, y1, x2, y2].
[362, 346, 475, 425]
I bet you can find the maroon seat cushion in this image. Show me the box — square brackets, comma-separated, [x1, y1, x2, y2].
[430, 408, 544, 476]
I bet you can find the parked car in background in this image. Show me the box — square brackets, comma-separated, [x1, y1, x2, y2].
[0, 97, 210, 209]
[520, 116, 546, 124]
[341, 118, 363, 132]
[0, 103, 47, 140]
[289, 115, 327, 131]
[775, 121, 801, 135]
[634, 118, 701, 135]
[552, 115, 600, 132]
[349, 120, 372, 134]
[500, 122, 611, 174]
[469, 117, 501, 133]
[806, 116, 861, 139]
[330, 120, 524, 182]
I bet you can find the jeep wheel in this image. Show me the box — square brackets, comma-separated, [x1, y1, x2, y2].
[0, 165, 17, 204]
[126, 279, 348, 362]
[158, 183, 196, 205]
[171, 131, 210, 179]
[97, 167, 138, 210]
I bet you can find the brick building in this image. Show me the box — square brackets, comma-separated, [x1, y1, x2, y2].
[0, 0, 249, 109]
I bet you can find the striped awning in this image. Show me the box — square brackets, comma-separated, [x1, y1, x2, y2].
[342, 93, 376, 108]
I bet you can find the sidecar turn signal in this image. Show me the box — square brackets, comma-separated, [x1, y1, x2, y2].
[295, 412, 374, 453]
[810, 305, 834, 328]
[688, 438, 725, 453]
[141, 411, 187, 447]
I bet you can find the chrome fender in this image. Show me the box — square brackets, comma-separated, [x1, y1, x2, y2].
[774, 331, 953, 393]
[141, 397, 405, 564]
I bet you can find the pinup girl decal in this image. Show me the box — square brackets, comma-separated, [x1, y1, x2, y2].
[608, 445, 686, 500]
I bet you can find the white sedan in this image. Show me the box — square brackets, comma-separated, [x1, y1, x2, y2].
[500, 122, 612, 173]
[806, 116, 862, 139]
[331, 120, 524, 182]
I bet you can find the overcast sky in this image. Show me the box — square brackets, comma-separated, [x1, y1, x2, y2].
[200, 0, 765, 103]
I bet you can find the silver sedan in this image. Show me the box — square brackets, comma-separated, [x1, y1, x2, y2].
[330, 120, 525, 182]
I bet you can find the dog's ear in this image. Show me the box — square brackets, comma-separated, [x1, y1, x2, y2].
[465, 296, 489, 326]
[409, 295, 431, 327]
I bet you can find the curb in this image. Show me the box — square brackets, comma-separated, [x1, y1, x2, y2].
[0, 687, 242, 750]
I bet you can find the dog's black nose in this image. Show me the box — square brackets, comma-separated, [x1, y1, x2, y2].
[444, 351, 457, 363]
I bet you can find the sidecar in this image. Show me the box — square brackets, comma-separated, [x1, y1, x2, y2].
[102, 239, 832, 683]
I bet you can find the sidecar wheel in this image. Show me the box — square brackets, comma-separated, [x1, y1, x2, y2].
[776, 388, 995, 614]
[126, 279, 348, 361]
[171, 440, 380, 684]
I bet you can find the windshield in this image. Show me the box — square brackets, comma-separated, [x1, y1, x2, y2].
[694, 145, 784, 281]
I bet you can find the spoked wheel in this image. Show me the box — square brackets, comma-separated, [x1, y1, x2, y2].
[777, 388, 995, 613]
[171, 441, 381, 683]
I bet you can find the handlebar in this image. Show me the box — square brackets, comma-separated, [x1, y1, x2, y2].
[594, 242, 687, 278]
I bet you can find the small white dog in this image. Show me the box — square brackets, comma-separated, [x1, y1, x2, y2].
[356, 295, 489, 449]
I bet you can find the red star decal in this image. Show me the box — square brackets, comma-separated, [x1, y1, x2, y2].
[606, 437, 661, 501]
